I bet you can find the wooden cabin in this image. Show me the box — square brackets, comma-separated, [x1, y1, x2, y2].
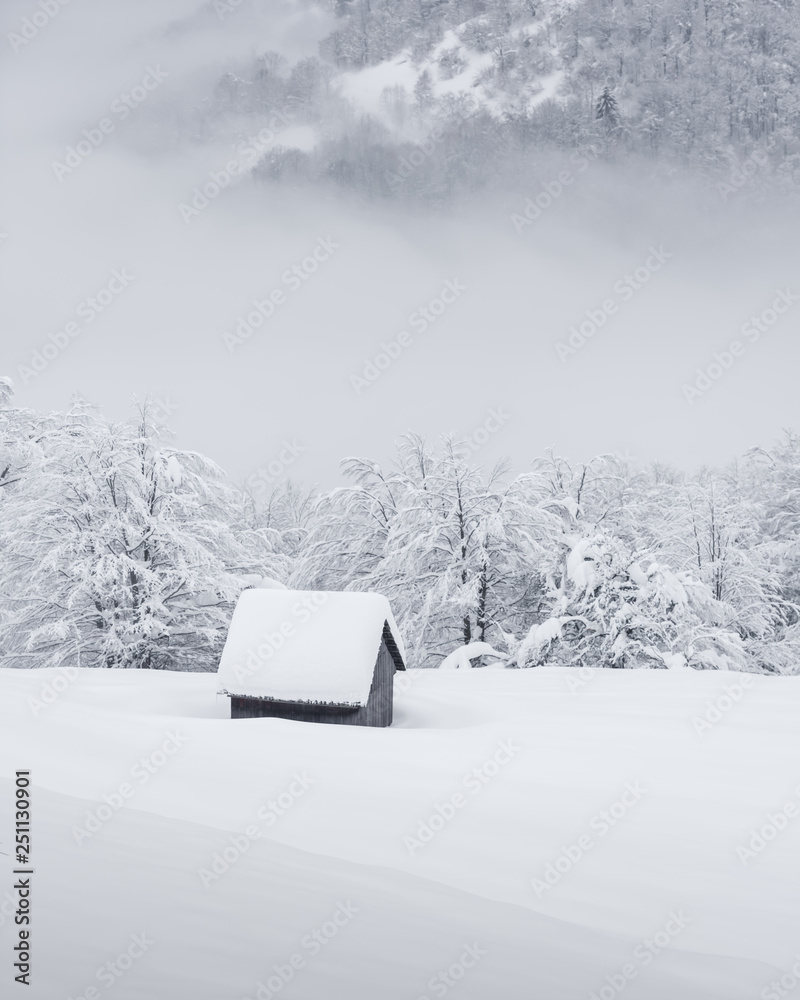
[216, 589, 406, 727]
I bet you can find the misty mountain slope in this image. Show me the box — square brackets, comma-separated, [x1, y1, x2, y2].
[1, 667, 798, 998]
[4, 0, 800, 486]
[336, 14, 563, 122]
[192, 0, 800, 199]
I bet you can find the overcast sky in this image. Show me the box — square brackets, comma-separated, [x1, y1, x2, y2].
[2, 0, 798, 491]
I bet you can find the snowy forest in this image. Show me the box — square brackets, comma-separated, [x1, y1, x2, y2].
[3, 378, 800, 676]
[187, 0, 800, 202]
[5, 1, 800, 997]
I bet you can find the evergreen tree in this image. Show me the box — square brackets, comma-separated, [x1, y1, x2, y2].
[595, 86, 620, 126]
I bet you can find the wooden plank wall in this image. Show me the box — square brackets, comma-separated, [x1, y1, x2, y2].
[364, 639, 396, 727]
[230, 696, 362, 724]
[230, 638, 397, 727]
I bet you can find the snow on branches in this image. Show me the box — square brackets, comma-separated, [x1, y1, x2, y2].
[2, 389, 799, 674]
[0, 397, 270, 670]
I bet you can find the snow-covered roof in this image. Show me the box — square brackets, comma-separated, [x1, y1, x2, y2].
[217, 590, 406, 707]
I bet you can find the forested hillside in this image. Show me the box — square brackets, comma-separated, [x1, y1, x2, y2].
[3, 380, 799, 674]
[193, 0, 800, 201]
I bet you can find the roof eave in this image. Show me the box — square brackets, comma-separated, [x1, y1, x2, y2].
[218, 688, 367, 709]
[382, 621, 406, 670]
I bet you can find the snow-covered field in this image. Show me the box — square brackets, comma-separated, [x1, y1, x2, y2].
[2, 666, 799, 999]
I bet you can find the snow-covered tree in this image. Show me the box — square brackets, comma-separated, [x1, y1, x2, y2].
[294, 435, 558, 666]
[0, 398, 253, 670]
[4, 380, 800, 676]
